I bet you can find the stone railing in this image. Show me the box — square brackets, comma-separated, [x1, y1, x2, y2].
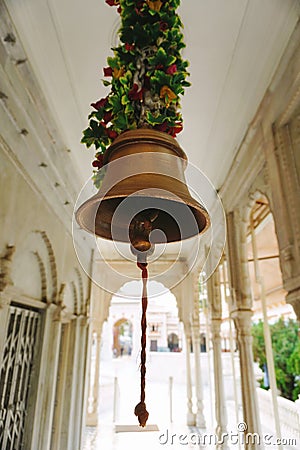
[257, 387, 300, 444]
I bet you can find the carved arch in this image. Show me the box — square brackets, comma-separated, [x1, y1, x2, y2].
[75, 268, 85, 315]
[35, 230, 58, 303]
[32, 251, 47, 303]
[71, 281, 79, 316]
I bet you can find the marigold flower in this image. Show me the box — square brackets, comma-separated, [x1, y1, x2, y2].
[146, 0, 163, 12]
[160, 85, 177, 104]
[113, 67, 125, 79]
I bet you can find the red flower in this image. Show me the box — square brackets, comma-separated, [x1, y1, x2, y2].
[135, 1, 145, 15]
[92, 153, 106, 170]
[92, 160, 102, 168]
[159, 21, 168, 31]
[155, 121, 168, 132]
[91, 97, 108, 110]
[125, 43, 135, 51]
[166, 64, 177, 75]
[117, 6, 122, 13]
[169, 123, 183, 136]
[103, 111, 113, 123]
[155, 64, 164, 70]
[106, 129, 118, 139]
[96, 154, 104, 164]
[128, 83, 144, 101]
[105, 0, 119, 6]
[103, 67, 113, 77]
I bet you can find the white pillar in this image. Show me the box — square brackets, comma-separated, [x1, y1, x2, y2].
[211, 319, 229, 449]
[30, 304, 62, 450]
[184, 325, 195, 426]
[250, 215, 282, 448]
[51, 321, 71, 449]
[86, 330, 101, 426]
[59, 317, 81, 450]
[191, 323, 206, 428]
[232, 309, 262, 448]
[207, 266, 228, 446]
[73, 317, 89, 449]
[226, 211, 262, 446]
[80, 316, 93, 448]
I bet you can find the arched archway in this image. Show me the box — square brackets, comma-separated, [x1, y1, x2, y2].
[167, 332, 179, 352]
[246, 194, 297, 398]
[113, 318, 133, 357]
[246, 194, 294, 322]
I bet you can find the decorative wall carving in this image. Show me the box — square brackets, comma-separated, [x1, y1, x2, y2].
[75, 268, 85, 315]
[35, 231, 58, 303]
[0, 245, 15, 292]
[32, 251, 47, 303]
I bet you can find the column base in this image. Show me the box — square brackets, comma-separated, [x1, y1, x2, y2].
[86, 413, 98, 427]
[187, 412, 196, 426]
[196, 412, 206, 429]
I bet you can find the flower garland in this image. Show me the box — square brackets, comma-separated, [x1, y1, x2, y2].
[82, 0, 190, 187]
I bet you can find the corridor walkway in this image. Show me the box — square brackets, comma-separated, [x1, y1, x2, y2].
[82, 353, 298, 450]
[82, 353, 240, 450]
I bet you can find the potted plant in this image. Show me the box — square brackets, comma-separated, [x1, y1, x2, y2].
[81, 0, 191, 187]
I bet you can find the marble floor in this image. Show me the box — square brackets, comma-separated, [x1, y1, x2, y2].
[82, 354, 298, 450]
[82, 354, 238, 450]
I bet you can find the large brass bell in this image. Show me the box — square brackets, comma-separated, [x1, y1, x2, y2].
[75, 129, 210, 251]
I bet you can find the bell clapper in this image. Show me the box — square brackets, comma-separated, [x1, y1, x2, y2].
[129, 209, 159, 254]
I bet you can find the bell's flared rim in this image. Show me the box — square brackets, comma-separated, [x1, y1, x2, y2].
[76, 188, 210, 242]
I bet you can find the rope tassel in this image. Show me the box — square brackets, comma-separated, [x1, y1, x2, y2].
[134, 261, 149, 427]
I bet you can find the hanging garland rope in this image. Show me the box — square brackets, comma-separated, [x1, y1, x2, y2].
[134, 261, 149, 427]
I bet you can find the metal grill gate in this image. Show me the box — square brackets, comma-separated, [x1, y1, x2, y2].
[0, 305, 41, 450]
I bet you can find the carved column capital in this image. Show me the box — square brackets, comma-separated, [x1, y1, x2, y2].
[210, 318, 222, 341]
[231, 309, 253, 332]
[0, 292, 11, 309]
[286, 288, 300, 322]
[231, 309, 253, 346]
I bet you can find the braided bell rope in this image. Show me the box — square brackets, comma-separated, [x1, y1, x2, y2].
[134, 261, 149, 427]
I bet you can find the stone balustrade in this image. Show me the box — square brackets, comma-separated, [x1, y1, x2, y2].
[257, 387, 300, 444]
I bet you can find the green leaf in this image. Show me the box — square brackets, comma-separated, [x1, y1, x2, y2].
[114, 113, 128, 129]
[107, 56, 119, 69]
[121, 95, 129, 105]
[109, 96, 122, 114]
[102, 79, 111, 87]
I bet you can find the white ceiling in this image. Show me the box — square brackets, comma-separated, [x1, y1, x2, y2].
[4, 0, 299, 191]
